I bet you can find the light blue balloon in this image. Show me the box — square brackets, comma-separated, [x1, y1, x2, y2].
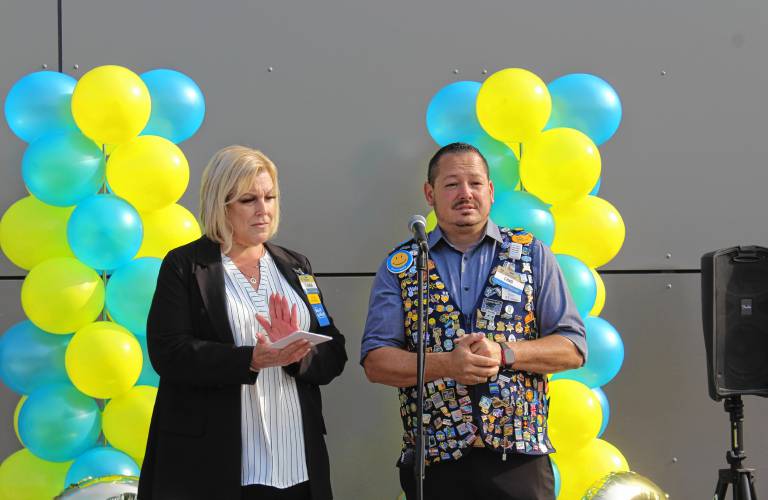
[473, 134, 520, 193]
[490, 191, 554, 246]
[136, 335, 159, 387]
[426, 81, 485, 146]
[4, 71, 78, 143]
[590, 176, 602, 196]
[546, 73, 622, 146]
[552, 316, 625, 388]
[592, 387, 611, 437]
[67, 194, 143, 271]
[65, 446, 139, 486]
[0, 321, 71, 394]
[19, 383, 101, 462]
[22, 131, 105, 207]
[555, 254, 596, 318]
[141, 69, 206, 144]
[552, 459, 561, 496]
[106, 258, 162, 336]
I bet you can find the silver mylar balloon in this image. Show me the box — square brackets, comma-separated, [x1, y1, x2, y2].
[582, 471, 669, 500]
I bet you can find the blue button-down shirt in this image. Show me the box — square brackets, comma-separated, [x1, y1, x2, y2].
[360, 220, 586, 363]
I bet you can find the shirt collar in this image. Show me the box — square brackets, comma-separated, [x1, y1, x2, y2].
[428, 218, 503, 250]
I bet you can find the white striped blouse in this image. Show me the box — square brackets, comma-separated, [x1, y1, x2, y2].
[221, 250, 310, 488]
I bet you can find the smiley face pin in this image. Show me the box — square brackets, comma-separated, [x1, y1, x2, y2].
[387, 250, 413, 274]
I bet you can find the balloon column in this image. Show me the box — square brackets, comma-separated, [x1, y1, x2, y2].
[425, 70, 649, 499]
[0, 66, 205, 498]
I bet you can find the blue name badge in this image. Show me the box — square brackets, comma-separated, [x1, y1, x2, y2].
[491, 270, 525, 294]
[312, 303, 331, 327]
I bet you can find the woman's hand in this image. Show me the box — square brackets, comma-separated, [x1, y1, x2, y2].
[250, 333, 312, 371]
[256, 293, 299, 342]
[251, 293, 311, 370]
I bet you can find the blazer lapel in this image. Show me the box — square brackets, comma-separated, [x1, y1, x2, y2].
[194, 237, 236, 344]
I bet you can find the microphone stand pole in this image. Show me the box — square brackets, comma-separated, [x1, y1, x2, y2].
[414, 239, 429, 500]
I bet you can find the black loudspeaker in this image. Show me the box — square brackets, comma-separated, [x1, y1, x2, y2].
[702, 246, 768, 401]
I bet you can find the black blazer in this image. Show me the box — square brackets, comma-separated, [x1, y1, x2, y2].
[138, 236, 347, 500]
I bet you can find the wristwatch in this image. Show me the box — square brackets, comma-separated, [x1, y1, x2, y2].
[500, 343, 516, 368]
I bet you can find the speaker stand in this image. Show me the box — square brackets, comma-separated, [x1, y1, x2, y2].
[714, 396, 758, 500]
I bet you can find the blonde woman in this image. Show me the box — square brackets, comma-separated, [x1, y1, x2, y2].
[139, 146, 347, 500]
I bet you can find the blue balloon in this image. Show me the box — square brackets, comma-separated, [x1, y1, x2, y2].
[552, 316, 625, 388]
[0, 321, 71, 394]
[22, 131, 105, 207]
[4, 71, 78, 143]
[136, 335, 160, 387]
[67, 194, 143, 271]
[473, 135, 520, 193]
[552, 459, 561, 496]
[555, 254, 597, 318]
[141, 69, 206, 143]
[546, 73, 622, 146]
[592, 387, 611, 437]
[65, 446, 139, 486]
[106, 258, 162, 336]
[590, 176, 602, 196]
[426, 81, 485, 146]
[19, 383, 101, 462]
[490, 191, 554, 246]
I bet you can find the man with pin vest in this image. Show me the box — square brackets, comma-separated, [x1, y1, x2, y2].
[361, 143, 587, 500]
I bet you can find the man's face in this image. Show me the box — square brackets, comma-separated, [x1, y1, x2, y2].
[424, 152, 494, 231]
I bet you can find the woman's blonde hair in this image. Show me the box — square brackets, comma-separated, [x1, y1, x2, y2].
[199, 145, 280, 253]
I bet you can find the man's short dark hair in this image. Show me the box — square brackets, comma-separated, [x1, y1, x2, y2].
[427, 142, 489, 185]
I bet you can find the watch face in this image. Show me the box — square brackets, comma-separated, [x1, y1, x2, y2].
[503, 345, 515, 366]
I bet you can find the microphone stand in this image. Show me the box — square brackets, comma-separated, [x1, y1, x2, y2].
[414, 239, 429, 500]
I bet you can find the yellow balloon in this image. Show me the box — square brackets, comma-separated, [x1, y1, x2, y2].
[103, 385, 157, 460]
[13, 396, 27, 446]
[65, 321, 142, 399]
[552, 439, 629, 500]
[505, 142, 522, 160]
[106, 135, 189, 212]
[551, 196, 626, 268]
[425, 210, 437, 232]
[0, 449, 71, 500]
[136, 203, 201, 258]
[71, 65, 151, 146]
[21, 257, 105, 334]
[590, 268, 606, 316]
[520, 128, 601, 205]
[0, 196, 74, 270]
[547, 379, 601, 453]
[476, 68, 551, 143]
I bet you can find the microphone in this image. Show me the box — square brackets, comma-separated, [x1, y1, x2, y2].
[408, 214, 429, 245]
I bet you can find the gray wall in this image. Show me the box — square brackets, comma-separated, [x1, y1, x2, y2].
[2, 1, 768, 498]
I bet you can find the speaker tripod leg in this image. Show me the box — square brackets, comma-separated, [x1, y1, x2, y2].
[737, 470, 757, 500]
[715, 470, 729, 500]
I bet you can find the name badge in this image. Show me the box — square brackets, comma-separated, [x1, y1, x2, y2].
[492, 267, 524, 293]
[298, 275, 320, 294]
[297, 274, 330, 326]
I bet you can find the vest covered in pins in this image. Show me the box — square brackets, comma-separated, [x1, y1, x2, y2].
[393, 227, 553, 466]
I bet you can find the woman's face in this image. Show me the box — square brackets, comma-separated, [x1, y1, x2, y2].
[227, 170, 277, 249]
